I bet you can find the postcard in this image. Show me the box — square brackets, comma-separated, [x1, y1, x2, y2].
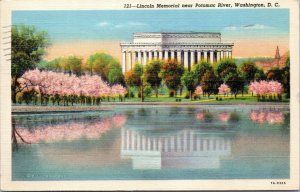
[0, 0, 299, 190]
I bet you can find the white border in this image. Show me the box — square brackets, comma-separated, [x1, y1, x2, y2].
[0, 0, 299, 190]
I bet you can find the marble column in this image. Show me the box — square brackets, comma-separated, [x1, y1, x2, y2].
[197, 51, 201, 63]
[128, 51, 132, 70]
[164, 50, 169, 60]
[137, 51, 142, 64]
[216, 51, 220, 62]
[220, 51, 224, 60]
[229, 51, 232, 58]
[158, 51, 163, 60]
[122, 51, 126, 73]
[148, 51, 153, 61]
[204, 51, 208, 62]
[154, 51, 158, 60]
[190, 51, 195, 66]
[143, 51, 147, 65]
[171, 50, 175, 60]
[177, 50, 182, 63]
[184, 51, 189, 69]
[210, 50, 214, 64]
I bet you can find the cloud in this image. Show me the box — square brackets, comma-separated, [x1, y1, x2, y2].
[223, 26, 238, 31]
[128, 22, 147, 26]
[96, 22, 110, 27]
[223, 24, 272, 31]
[96, 21, 147, 28]
[114, 22, 147, 28]
[114, 24, 123, 28]
[242, 24, 268, 29]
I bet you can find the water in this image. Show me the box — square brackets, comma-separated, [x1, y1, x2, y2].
[12, 106, 290, 180]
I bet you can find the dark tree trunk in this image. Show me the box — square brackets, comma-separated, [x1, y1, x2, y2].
[12, 89, 17, 104]
[11, 77, 17, 104]
[141, 85, 144, 102]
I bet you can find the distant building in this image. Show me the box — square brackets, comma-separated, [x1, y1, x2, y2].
[256, 46, 289, 71]
[120, 32, 234, 73]
[275, 46, 281, 67]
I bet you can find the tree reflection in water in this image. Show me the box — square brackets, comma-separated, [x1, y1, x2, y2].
[12, 114, 127, 148]
[249, 110, 284, 124]
[195, 111, 240, 123]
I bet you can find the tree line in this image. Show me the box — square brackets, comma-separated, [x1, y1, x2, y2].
[12, 24, 290, 104]
[12, 25, 125, 104]
[124, 57, 289, 101]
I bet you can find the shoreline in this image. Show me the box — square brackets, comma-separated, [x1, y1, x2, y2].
[12, 102, 290, 113]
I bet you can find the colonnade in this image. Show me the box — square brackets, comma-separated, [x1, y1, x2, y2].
[122, 49, 232, 73]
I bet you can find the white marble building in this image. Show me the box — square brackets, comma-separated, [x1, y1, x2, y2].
[120, 32, 234, 73]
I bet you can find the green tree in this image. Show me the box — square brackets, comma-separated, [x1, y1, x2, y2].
[266, 67, 283, 82]
[193, 61, 213, 84]
[224, 72, 245, 99]
[86, 52, 121, 81]
[265, 56, 290, 98]
[216, 59, 238, 80]
[60, 56, 82, 76]
[240, 61, 258, 84]
[124, 69, 140, 88]
[38, 58, 62, 72]
[282, 55, 290, 98]
[124, 64, 145, 101]
[254, 69, 266, 81]
[108, 68, 124, 85]
[200, 69, 219, 98]
[181, 70, 197, 100]
[12, 25, 49, 103]
[160, 60, 184, 97]
[144, 60, 163, 98]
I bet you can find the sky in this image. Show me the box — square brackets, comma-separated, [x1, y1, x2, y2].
[13, 9, 289, 60]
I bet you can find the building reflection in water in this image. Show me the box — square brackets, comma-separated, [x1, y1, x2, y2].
[121, 128, 231, 170]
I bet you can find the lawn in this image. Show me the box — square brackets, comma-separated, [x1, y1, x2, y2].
[105, 94, 289, 103]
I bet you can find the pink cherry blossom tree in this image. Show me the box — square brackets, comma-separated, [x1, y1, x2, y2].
[111, 84, 128, 102]
[249, 80, 283, 101]
[195, 86, 203, 96]
[17, 69, 127, 105]
[218, 83, 231, 96]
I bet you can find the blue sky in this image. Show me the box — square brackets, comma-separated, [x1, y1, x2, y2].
[13, 9, 289, 43]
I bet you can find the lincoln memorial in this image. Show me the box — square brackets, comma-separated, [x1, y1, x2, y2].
[120, 32, 234, 73]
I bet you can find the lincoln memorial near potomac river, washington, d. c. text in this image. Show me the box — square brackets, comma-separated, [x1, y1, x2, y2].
[120, 32, 234, 73]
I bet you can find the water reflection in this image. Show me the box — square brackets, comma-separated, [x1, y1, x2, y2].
[12, 114, 127, 145]
[195, 111, 240, 123]
[11, 107, 290, 180]
[249, 110, 284, 124]
[121, 128, 231, 170]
